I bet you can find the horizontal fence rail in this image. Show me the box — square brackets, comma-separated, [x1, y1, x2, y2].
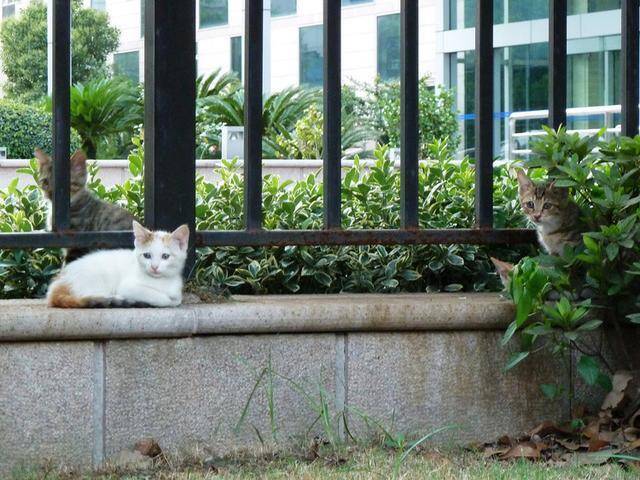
[2, 1, 639, 260]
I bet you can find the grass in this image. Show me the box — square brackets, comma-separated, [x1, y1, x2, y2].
[12, 447, 640, 480]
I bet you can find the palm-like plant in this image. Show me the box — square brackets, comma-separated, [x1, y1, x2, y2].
[57, 78, 142, 158]
[196, 68, 241, 99]
[197, 85, 322, 158]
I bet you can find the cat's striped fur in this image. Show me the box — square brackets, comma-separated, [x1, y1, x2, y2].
[516, 169, 583, 256]
[35, 149, 137, 262]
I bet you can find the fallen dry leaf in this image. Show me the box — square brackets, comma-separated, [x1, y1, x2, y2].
[588, 438, 610, 452]
[500, 442, 543, 460]
[626, 438, 640, 450]
[583, 420, 602, 440]
[134, 438, 162, 458]
[601, 371, 634, 412]
[528, 421, 572, 438]
[556, 439, 581, 451]
[483, 447, 511, 458]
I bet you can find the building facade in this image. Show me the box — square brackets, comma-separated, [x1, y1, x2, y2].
[441, 0, 624, 154]
[103, 0, 440, 92]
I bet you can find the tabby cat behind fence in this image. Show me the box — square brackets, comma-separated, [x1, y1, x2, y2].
[35, 148, 137, 262]
[516, 169, 583, 256]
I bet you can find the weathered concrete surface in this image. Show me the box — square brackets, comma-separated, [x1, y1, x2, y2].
[104, 335, 337, 458]
[0, 342, 95, 473]
[0, 294, 568, 475]
[346, 332, 570, 443]
[0, 294, 514, 341]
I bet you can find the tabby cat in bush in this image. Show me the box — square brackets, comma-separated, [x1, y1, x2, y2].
[516, 169, 583, 256]
[47, 221, 189, 308]
[35, 148, 137, 262]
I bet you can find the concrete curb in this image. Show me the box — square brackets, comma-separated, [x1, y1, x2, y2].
[0, 293, 514, 341]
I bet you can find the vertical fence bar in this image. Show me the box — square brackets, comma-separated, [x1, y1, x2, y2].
[144, 0, 196, 267]
[475, 0, 494, 229]
[51, 0, 71, 231]
[244, 0, 264, 231]
[548, 0, 567, 130]
[400, 0, 419, 229]
[323, 0, 342, 230]
[622, 0, 639, 137]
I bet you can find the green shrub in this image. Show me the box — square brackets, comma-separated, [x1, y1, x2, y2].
[502, 127, 640, 397]
[0, 168, 61, 298]
[0, 100, 81, 158]
[273, 104, 371, 159]
[0, 139, 531, 298]
[350, 77, 460, 157]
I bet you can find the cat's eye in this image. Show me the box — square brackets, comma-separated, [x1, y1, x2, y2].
[543, 202, 552, 210]
[525, 201, 534, 209]
[143, 253, 151, 259]
[162, 254, 170, 260]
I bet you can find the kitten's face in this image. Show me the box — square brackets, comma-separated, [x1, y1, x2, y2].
[133, 222, 190, 278]
[35, 149, 88, 200]
[516, 170, 568, 229]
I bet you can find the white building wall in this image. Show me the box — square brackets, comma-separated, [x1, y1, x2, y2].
[105, 0, 441, 90]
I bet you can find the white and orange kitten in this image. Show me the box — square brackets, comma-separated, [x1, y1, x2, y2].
[47, 221, 189, 308]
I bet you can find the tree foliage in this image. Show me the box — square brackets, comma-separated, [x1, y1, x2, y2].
[0, 0, 119, 102]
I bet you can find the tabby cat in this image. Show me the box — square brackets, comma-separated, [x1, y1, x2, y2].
[516, 169, 583, 255]
[35, 148, 137, 262]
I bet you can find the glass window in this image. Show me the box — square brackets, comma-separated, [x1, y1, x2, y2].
[2, 1, 15, 19]
[508, 0, 548, 22]
[510, 43, 548, 112]
[377, 14, 400, 80]
[569, 0, 620, 15]
[231, 36, 242, 80]
[342, 0, 373, 5]
[200, 0, 228, 28]
[568, 51, 606, 130]
[272, 0, 296, 16]
[113, 51, 140, 83]
[448, 51, 477, 153]
[447, 0, 505, 30]
[609, 49, 621, 105]
[299, 25, 323, 86]
[91, 0, 106, 10]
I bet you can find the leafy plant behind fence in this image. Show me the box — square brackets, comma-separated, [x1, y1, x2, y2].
[0, 140, 530, 299]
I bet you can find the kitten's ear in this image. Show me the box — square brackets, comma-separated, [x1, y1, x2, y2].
[70, 149, 87, 169]
[132, 221, 153, 244]
[490, 257, 514, 288]
[547, 180, 569, 199]
[171, 224, 190, 251]
[34, 148, 51, 166]
[515, 169, 533, 192]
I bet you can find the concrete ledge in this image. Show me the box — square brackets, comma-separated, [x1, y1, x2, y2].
[2, 293, 568, 476]
[0, 293, 514, 342]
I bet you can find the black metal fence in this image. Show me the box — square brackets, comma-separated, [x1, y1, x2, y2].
[1, 0, 638, 257]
